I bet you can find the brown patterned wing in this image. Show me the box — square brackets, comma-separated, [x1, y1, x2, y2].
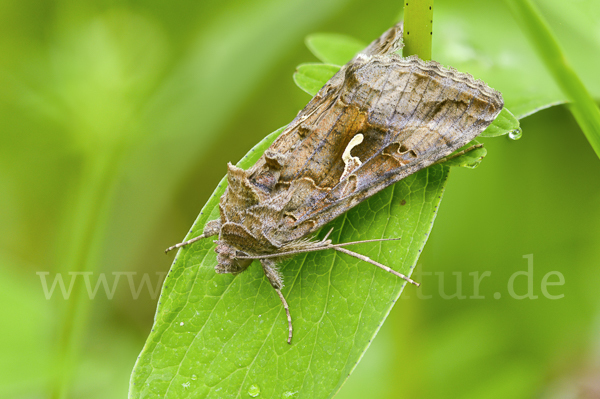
[270, 53, 503, 240]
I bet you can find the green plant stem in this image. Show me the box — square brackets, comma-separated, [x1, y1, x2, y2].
[504, 0, 600, 159]
[402, 0, 434, 60]
[50, 148, 122, 399]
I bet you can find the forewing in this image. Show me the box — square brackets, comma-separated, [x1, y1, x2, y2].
[290, 53, 503, 230]
[240, 31, 502, 246]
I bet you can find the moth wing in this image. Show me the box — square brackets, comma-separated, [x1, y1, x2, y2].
[244, 20, 405, 182]
[287, 54, 503, 231]
[359, 21, 404, 57]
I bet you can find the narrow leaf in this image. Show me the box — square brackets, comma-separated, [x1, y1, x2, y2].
[443, 139, 487, 169]
[293, 63, 340, 96]
[504, 0, 600, 158]
[480, 108, 520, 138]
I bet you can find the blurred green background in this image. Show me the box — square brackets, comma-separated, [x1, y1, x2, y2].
[1, 0, 599, 398]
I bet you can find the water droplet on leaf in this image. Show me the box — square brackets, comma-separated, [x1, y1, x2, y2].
[508, 128, 522, 140]
[191, 375, 197, 381]
[248, 384, 260, 397]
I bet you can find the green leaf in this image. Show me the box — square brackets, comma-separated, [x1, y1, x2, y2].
[305, 33, 366, 66]
[293, 63, 340, 96]
[130, 127, 449, 399]
[443, 139, 487, 169]
[480, 108, 520, 138]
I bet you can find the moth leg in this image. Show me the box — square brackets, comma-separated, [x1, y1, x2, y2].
[432, 143, 484, 166]
[261, 258, 293, 344]
[333, 247, 420, 287]
[321, 227, 334, 243]
[164, 219, 221, 253]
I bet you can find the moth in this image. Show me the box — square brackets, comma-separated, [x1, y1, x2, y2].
[166, 23, 503, 343]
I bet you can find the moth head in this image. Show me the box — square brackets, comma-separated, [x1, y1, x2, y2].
[214, 241, 253, 275]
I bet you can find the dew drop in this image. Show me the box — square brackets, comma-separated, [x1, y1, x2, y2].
[248, 384, 261, 397]
[191, 374, 197, 381]
[508, 128, 522, 140]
